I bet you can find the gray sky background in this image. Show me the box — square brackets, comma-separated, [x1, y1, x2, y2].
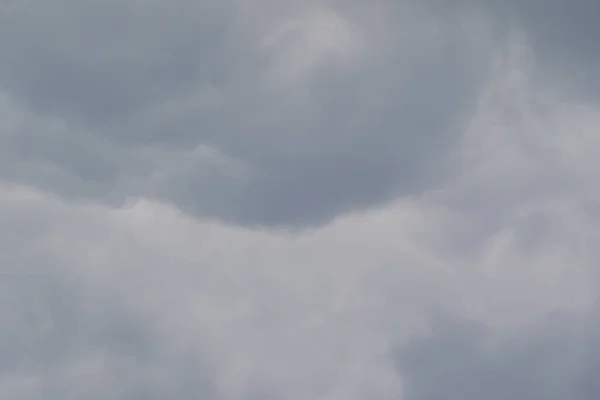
[1, 0, 600, 399]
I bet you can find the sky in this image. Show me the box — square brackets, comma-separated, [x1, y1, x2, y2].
[1, 0, 600, 399]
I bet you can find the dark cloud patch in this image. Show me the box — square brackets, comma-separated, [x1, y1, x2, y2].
[0, 0, 235, 128]
[0, 0, 492, 227]
[451, 0, 600, 99]
[1, 0, 599, 228]
[394, 311, 600, 400]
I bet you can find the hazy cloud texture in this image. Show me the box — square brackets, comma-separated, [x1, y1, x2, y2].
[1, 0, 600, 399]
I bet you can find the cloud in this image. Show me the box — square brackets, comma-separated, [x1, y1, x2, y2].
[0, 182, 435, 398]
[452, 0, 600, 99]
[3, 43, 600, 397]
[392, 37, 600, 400]
[2, 1, 600, 399]
[0, 0, 494, 227]
[394, 314, 582, 400]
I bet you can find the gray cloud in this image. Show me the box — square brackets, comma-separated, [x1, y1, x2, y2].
[0, 271, 218, 399]
[0, 0, 493, 227]
[0, 194, 218, 399]
[394, 313, 591, 400]
[387, 39, 600, 399]
[451, 0, 600, 99]
[1, 1, 599, 228]
[3, 1, 600, 399]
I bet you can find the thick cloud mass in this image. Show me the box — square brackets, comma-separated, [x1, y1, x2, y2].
[0, 0, 493, 226]
[2, 1, 600, 399]
[459, 0, 600, 98]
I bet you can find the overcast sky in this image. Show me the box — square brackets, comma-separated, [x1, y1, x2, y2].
[1, 0, 600, 399]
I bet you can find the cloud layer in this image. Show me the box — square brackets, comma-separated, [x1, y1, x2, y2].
[2, 1, 600, 399]
[1, 0, 494, 226]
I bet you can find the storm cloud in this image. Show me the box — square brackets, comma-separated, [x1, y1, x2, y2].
[0, 0, 495, 226]
[2, 0, 600, 399]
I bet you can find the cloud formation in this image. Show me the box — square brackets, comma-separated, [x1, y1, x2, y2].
[2, 0, 600, 399]
[0, 0, 494, 226]
[456, 0, 600, 98]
